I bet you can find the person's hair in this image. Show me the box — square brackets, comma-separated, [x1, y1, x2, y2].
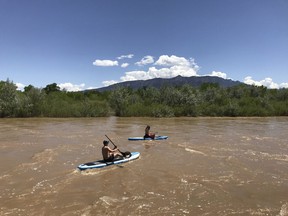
[103, 140, 109, 145]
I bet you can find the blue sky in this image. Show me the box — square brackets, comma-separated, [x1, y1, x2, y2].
[1, 0, 288, 91]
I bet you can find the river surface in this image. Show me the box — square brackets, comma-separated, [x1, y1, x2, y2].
[0, 117, 287, 216]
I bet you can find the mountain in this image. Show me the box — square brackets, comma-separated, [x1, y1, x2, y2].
[94, 75, 244, 92]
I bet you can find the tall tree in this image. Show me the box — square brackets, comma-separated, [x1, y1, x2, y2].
[43, 83, 60, 94]
[0, 79, 18, 117]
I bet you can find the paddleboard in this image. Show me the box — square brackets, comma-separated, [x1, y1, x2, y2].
[128, 135, 168, 141]
[77, 152, 140, 170]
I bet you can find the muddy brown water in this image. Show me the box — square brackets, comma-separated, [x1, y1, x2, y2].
[0, 117, 287, 216]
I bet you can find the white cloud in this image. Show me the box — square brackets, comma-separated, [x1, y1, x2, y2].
[119, 55, 199, 82]
[117, 54, 134, 59]
[121, 63, 129, 68]
[59, 83, 86, 91]
[135, 55, 154, 66]
[279, 82, 288, 88]
[244, 76, 258, 86]
[260, 78, 279, 89]
[86, 86, 98, 90]
[243, 76, 288, 89]
[93, 59, 118, 67]
[120, 70, 150, 81]
[99, 55, 200, 86]
[102, 80, 118, 86]
[16, 83, 25, 91]
[209, 71, 227, 79]
[155, 55, 192, 67]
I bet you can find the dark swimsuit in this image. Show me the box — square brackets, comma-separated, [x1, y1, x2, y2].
[144, 134, 154, 139]
[104, 155, 114, 162]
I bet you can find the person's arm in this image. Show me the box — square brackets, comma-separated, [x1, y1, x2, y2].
[108, 146, 118, 152]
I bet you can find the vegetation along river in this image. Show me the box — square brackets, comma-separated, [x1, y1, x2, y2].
[0, 117, 287, 216]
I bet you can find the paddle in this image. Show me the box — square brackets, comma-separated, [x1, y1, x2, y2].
[105, 135, 131, 158]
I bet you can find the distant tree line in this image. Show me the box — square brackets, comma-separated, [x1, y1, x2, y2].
[0, 79, 288, 118]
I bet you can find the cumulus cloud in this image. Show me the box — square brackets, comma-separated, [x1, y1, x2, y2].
[244, 76, 272, 88]
[209, 71, 227, 79]
[117, 54, 134, 59]
[120, 70, 151, 81]
[121, 63, 129, 68]
[93, 59, 118, 66]
[102, 55, 200, 85]
[16, 83, 26, 91]
[58, 83, 86, 91]
[119, 55, 199, 82]
[155, 55, 192, 67]
[102, 80, 118, 86]
[279, 82, 288, 88]
[135, 55, 154, 66]
[243, 76, 288, 89]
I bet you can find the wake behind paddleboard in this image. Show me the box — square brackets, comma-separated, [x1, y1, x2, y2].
[128, 135, 168, 141]
[77, 152, 140, 170]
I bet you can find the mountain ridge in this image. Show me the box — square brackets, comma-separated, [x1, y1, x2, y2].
[94, 75, 244, 92]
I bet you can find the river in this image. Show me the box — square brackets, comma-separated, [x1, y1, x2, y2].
[0, 117, 287, 216]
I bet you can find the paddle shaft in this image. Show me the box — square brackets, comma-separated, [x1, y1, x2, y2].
[105, 135, 124, 154]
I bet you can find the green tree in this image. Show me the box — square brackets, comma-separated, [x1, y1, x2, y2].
[23, 85, 44, 116]
[0, 79, 18, 117]
[109, 87, 132, 116]
[43, 83, 60, 94]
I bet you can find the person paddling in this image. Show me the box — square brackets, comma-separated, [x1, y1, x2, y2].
[102, 140, 123, 162]
[144, 125, 155, 139]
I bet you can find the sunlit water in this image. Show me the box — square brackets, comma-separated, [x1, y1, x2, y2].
[0, 117, 287, 216]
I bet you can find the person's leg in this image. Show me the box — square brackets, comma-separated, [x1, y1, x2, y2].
[114, 151, 123, 157]
[113, 152, 124, 161]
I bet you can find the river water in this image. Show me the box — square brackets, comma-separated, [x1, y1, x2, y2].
[0, 117, 287, 216]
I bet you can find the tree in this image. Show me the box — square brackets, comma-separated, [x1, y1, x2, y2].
[109, 87, 132, 116]
[43, 83, 60, 94]
[0, 79, 18, 117]
[24, 84, 34, 93]
[23, 85, 44, 116]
